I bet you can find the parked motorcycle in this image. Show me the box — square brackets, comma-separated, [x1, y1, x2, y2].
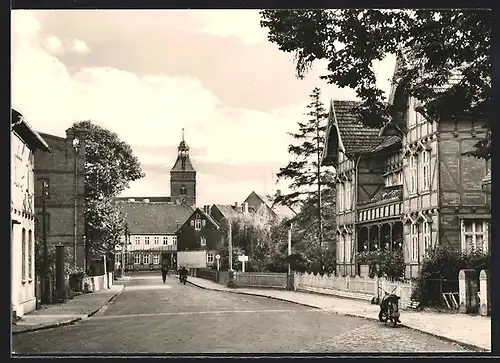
[378, 287, 401, 327]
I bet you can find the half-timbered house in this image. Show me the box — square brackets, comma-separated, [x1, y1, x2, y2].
[323, 58, 490, 279]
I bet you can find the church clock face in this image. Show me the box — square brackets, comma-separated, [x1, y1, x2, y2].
[179, 196, 187, 204]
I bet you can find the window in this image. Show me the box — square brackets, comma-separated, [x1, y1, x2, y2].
[339, 183, 345, 212]
[172, 236, 177, 246]
[207, 253, 214, 263]
[423, 222, 431, 254]
[154, 236, 159, 245]
[202, 220, 206, 227]
[144, 236, 150, 245]
[200, 236, 206, 247]
[345, 234, 351, 263]
[194, 219, 202, 231]
[338, 235, 345, 263]
[421, 150, 430, 191]
[28, 230, 33, 279]
[411, 224, 419, 262]
[135, 236, 140, 245]
[163, 236, 168, 245]
[408, 98, 416, 128]
[386, 174, 393, 187]
[153, 254, 160, 265]
[125, 254, 129, 264]
[180, 185, 187, 195]
[398, 171, 403, 185]
[461, 220, 488, 252]
[143, 254, 150, 264]
[345, 182, 351, 210]
[22, 228, 26, 280]
[409, 155, 418, 194]
[134, 254, 141, 264]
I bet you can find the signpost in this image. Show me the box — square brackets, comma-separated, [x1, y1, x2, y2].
[238, 255, 248, 273]
[216, 254, 221, 271]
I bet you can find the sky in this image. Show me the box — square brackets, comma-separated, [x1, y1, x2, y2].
[11, 10, 396, 206]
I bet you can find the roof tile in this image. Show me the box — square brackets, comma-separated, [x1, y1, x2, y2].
[119, 201, 193, 234]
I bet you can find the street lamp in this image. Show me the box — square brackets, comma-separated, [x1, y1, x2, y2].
[123, 224, 130, 276]
[72, 137, 80, 269]
[41, 181, 50, 303]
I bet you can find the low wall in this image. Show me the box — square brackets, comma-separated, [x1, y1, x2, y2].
[82, 272, 114, 293]
[294, 272, 413, 306]
[233, 272, 288, 289]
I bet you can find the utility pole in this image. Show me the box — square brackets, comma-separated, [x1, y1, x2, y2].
[316, 113, 324, 248]
[41, 181, 50, 304]
[228, 222, 233, 271]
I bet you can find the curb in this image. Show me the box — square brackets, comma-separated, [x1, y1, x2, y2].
[12, 285, 125, 335]
[188, 280, 490, 353]
[341, 312, 489, 352]
[187, 280, 321, 310]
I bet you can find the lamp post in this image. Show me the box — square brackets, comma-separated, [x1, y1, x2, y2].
[72, 137, 80, 269]
[41, 181, 50, 304]
[123, 224, 129, 276]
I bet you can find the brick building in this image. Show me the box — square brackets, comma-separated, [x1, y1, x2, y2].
[118, 201, 193, 271]
[322, 60, 490, 278]
[34, 128, 87, 272]
[176, 206, 223, 268]
[11, 110, 50, 317]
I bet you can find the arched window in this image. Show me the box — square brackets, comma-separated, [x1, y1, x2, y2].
[180, 185, 187, 195]
[22, 228, 26, 280]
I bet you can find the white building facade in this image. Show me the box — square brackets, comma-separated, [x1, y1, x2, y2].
[11, 110, 50, 318]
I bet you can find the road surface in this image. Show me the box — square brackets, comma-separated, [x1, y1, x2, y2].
[12, 272, 469, 354]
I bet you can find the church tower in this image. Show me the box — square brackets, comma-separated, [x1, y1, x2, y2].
[170, 129, 196, 207]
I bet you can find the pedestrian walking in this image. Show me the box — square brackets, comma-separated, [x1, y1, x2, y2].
[161, 264, 169, 283]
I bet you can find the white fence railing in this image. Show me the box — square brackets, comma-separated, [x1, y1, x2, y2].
[294, 272, 413, 306]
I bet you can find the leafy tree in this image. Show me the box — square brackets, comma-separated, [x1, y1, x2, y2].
[70, 121, 144, 265]
[276, 87, 334, 246]
[260, 9, 491, 159]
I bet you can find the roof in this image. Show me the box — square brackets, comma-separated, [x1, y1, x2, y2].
[171, 155, 195, 172]
[213, 204, 241, 219]
[357, 185, 403, 207]
[322, 101, 399, 166]
[118, 201, 193, 234]
[250, 192, 296, 220]
[12, 110, 50, 152]
[482, 170, 491, 185]
[180, 207, 220, 230]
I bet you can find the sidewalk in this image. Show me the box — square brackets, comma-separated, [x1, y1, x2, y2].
[186, 276, 491, 352]
[12, 284, 124, 335]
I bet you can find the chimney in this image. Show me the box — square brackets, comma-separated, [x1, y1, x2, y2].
[276, 189, 281, 197]
[243, 202, 249, 213]
[234, 202, 239, 210]
[143, 199, 150, 203]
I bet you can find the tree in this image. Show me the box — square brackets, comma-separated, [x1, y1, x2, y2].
[276, 87, 334, 246]
[70, 121, 144, 264]
[260, 9, 491, 159]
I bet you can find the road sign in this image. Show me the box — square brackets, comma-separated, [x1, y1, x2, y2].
[215, 254, 221, 260]
[238, 255, 248, 262]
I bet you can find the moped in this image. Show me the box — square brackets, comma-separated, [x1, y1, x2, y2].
[378, 286, 401, 327]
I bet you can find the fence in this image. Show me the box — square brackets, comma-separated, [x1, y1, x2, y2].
[294, 272, 413, 307]
[233, 272, 288, 289]
[196, 268, 217, 282]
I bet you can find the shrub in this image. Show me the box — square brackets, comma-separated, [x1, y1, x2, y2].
[412, 245, 490, 306]
[355, 249, 405, 280]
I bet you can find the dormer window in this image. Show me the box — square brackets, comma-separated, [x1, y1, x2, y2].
[194, 219, 202, 231]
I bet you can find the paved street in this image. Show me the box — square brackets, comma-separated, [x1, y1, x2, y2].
[12, 272, 470, 354]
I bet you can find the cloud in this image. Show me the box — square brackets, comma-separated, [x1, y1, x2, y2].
[42, 35, 64, 54]
[71, 38, 90, 54]
[192, 10, 268, 45]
